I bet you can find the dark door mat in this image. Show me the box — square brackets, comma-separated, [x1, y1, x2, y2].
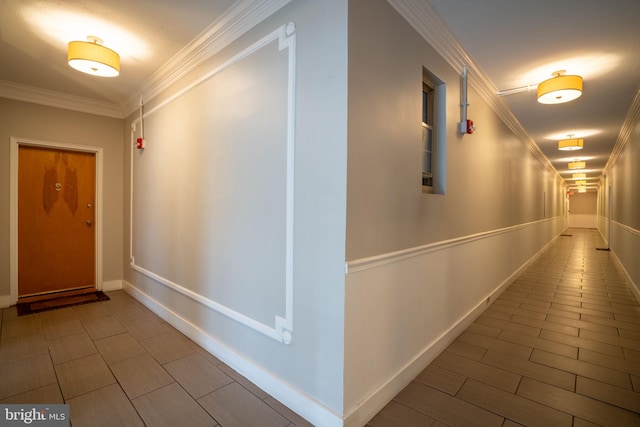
[17, 291, 110, 316]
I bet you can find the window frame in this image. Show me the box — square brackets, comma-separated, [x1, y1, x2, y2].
[422, 78, 435, 192]
[421, 67, 446, 195]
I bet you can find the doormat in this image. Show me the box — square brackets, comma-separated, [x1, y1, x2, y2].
[16, 291, 110, 316]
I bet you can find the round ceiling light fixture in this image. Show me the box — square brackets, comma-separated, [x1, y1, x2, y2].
[68, 36, 120, 77]
[558, 134, 584, 151]
[537, 70, 582, 104]
[568, 159, 586, 170]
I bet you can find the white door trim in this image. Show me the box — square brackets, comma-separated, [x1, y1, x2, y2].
[9, 137, 104, 304]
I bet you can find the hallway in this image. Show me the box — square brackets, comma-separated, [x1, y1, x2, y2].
[0, 292, 311, 426]
[1, 229, 639, 426]
[369, 228, 640, 426]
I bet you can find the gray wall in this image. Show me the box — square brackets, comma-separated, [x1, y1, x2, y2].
[122, 0, 348, 417]
[346, 0, 564, 262]
[600, 111, 640, 295]
[569, 191, 597, 228]
[7, 1, 632, 424]
[570, 192, 597, 214]
[0, 98, 124, 300]
[344, 0, 567, 422]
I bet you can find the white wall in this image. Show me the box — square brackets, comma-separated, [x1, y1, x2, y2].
[9, 2, 628, 426]
[569, 192, 597, 228]
[0, 98, 124, 306]
[344, 1, 567, 424]
[123, 1, 348, 424]
[599, 99, 640, 299]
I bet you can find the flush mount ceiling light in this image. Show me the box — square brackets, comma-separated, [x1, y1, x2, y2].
[68, 36, 120, 77]
[537, 70, 583, 104]
[568, 160, 586, 170]
[578, 187, 587, 193]
[558, 134, 584, 151]
[575, 180, 587, 185]
[496, 70, 583, 104]
[572, 172, 587, 179]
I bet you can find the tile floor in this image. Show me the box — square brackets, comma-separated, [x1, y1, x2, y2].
[369, 228, 640, 426]
[0, 290, 312, 426]
[2, 228, 639, 426]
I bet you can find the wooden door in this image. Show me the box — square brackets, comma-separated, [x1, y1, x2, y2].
[18, 146, 96, 297]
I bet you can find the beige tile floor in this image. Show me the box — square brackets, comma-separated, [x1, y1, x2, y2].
[0, 289, 312, 426]
[369, 228, 640, 426]
[2, 228, 639, 426]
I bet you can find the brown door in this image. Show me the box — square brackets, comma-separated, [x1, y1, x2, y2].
[18, 145, 96, 297]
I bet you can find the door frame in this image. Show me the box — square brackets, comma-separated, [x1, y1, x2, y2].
[9, 137, 104, 305]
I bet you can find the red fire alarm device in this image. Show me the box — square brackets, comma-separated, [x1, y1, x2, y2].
[465, 119, 475, 134]
[136, 137, 145, 149]
[459, 119, 476, 135]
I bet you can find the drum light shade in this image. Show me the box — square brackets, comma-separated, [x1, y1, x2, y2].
[568, 160, 586, 170]
[538, 72, 582, 104]
[68, 37, 120, 77]
[558, 137, 584, 151]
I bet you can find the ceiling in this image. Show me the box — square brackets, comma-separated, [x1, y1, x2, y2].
[426, 0, 640, 192]
[2, 0, 639, 192]
[0, 0, 238, 112]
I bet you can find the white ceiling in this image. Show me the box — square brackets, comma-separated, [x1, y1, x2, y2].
[426, 0, 640, 191]
[2, 0, 639, 191]
[0, 0, 237, 105]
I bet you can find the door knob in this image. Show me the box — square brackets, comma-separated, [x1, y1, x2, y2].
[86, 220, 93, 226]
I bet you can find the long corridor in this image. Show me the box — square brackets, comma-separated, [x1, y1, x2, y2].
[369, 228, 640, 426]
[1, 229, 639, 426]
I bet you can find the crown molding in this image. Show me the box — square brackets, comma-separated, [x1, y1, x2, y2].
[120, 0, 292, 116]
[0, 0, 291, 119]
[0, 80, 124, 118]
[386, 0, 560, 179]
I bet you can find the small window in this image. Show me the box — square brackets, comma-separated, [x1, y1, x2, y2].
[421, 67, 445, 194]
[422, 80, 434, 189]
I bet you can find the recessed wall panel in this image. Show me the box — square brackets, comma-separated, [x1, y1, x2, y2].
[131, 25, 295, 341]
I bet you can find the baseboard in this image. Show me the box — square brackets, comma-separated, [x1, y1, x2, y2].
[344, 231, 561, 426]
[343, 276, 514, 426]
[122, 281, 343, 427]
[122, 229, 562, 427]
[101, 280, 124, 292]
[629, 279, 640, 303]
[609, 250, 640, 303]
[597, 227, 640, 302]
[0, 294, 11, 308]
[343, 301, 479, 426]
